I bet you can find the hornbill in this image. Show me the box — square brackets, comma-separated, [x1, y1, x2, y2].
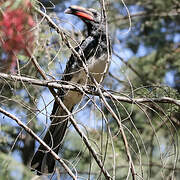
[31, 5, 111, 174]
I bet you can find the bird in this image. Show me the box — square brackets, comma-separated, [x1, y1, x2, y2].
[31, 5, 111, 175]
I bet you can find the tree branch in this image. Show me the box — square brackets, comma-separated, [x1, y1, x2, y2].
[0, 72, 180, 107]
[112, 8, 180, 22]
[0, 107, 77, 180]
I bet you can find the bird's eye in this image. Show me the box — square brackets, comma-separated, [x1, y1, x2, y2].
[88, 8, 98, 16]
[93, 12, 97, 16]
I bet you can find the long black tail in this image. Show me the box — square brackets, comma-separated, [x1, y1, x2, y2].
[31, 109, 69, 175]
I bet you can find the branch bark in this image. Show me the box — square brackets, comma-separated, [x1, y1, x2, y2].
[0, 107, 77, 180]
[0, 72, 180, 107]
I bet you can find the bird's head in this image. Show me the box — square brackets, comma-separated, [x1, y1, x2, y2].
[65, 5, 104, 36]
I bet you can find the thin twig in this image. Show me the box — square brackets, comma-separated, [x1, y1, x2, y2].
[113, 51, 145, 84]
[0, 107, 77, 180]
[25, 31, 112, 179]
[111, 8, 180, 22]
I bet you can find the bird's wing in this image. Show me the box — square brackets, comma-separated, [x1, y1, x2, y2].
[51, 36, 99, 117]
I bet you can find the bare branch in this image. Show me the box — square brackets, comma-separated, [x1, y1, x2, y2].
[24, 18, 112, 178]
[0, 107, 77, 179]
[111, 8, 180, 22]
[0, 72, 180, 107]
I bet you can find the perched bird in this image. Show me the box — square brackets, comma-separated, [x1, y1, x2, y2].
[31, 5, 111, 174]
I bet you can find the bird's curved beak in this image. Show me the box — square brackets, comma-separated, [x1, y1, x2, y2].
[65, 5, 94, 21]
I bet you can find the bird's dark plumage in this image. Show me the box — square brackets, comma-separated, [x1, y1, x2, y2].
[31, 5, 111, 175]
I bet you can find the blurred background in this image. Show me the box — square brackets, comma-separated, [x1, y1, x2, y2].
[0, 0, 180, 179]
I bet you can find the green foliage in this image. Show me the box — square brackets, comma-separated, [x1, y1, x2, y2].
[0, 153, 34, 180]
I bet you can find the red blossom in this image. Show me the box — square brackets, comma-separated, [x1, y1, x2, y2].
[0, 0, 35, 73]
[0, 9, 35, 53]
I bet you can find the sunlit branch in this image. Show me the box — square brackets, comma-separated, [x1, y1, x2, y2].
[0, 72, 180, 107]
